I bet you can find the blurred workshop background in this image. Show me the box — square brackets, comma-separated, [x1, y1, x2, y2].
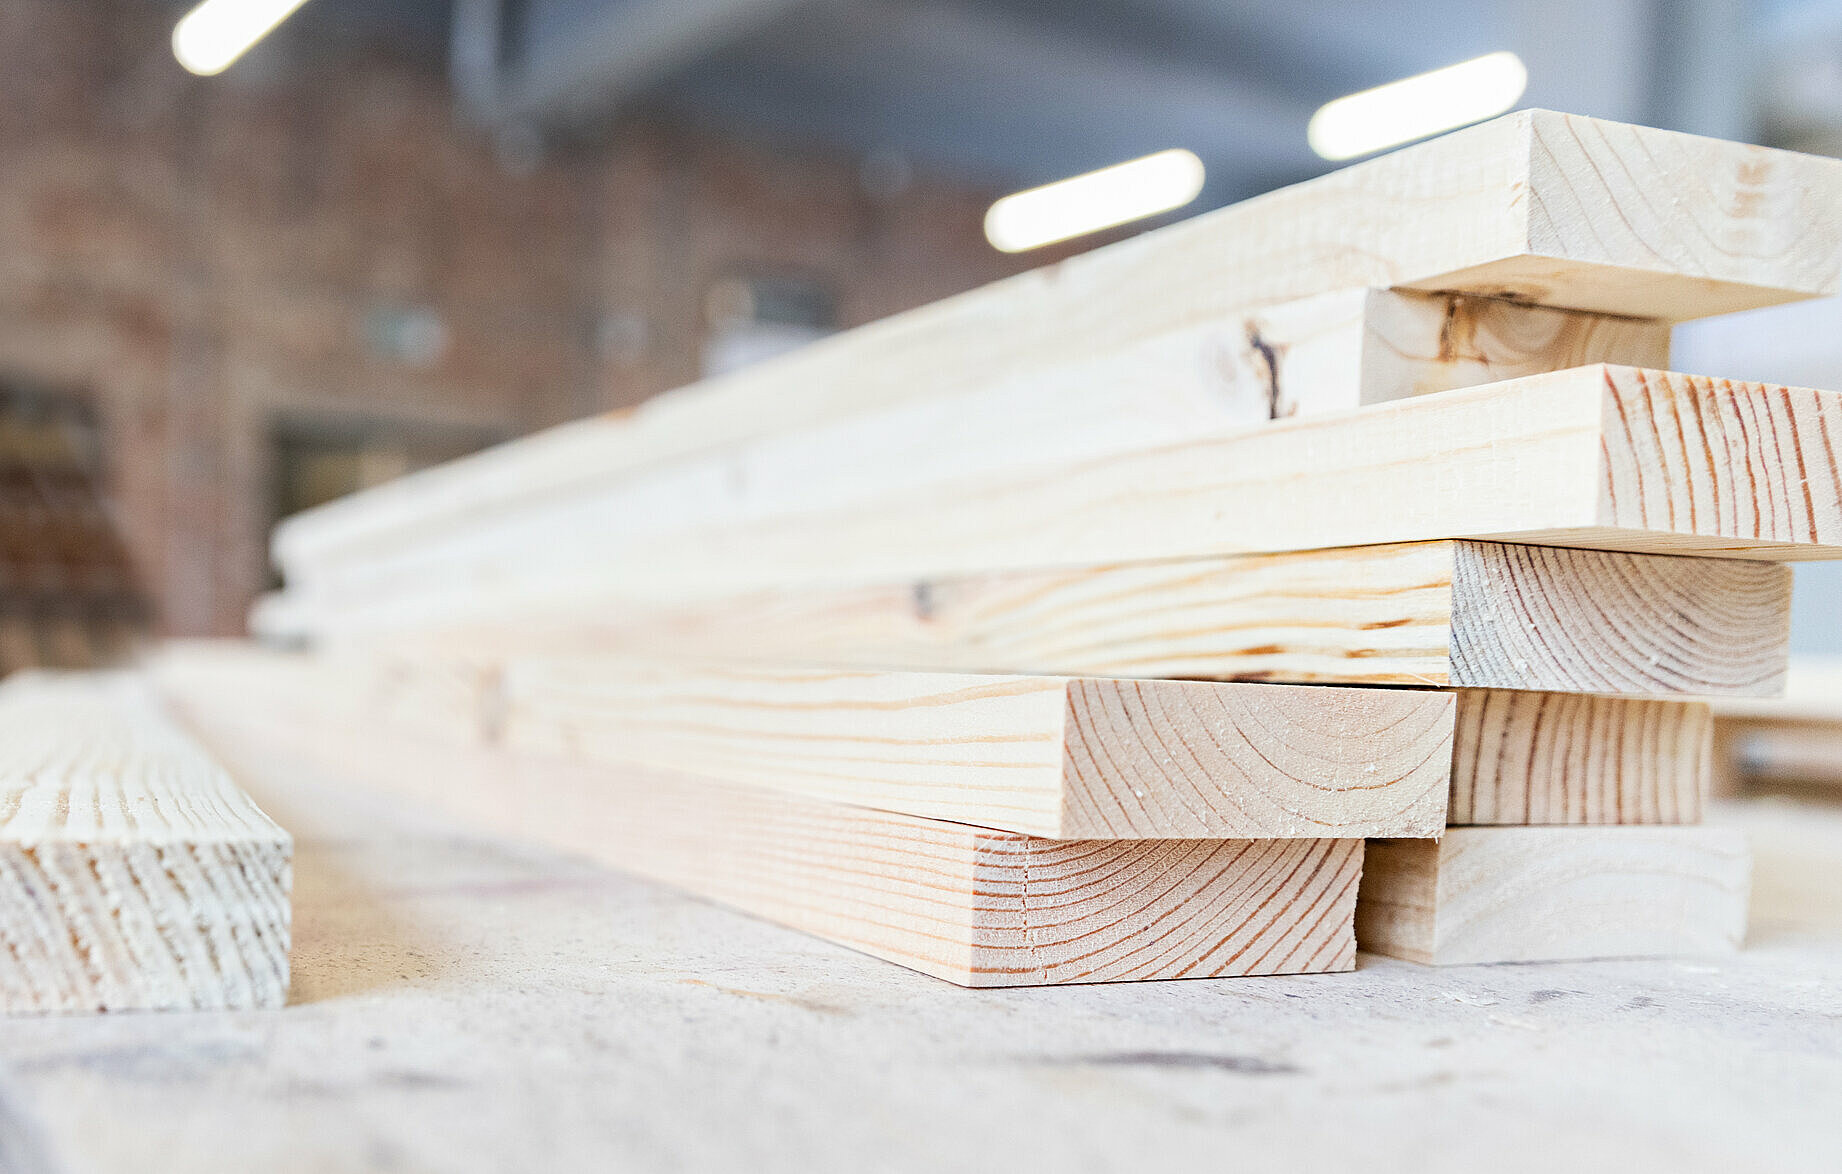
[2, 0, 1841, 656]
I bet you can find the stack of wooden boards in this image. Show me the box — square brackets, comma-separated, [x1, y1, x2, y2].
[155, 110, 1842, 985]
[0, 672, 291, 1013]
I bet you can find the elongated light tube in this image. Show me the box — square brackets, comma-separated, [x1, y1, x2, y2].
[1308, 51, 1528, 161]
[173, 0, 313, 76]
[984, 149, 1206, 253]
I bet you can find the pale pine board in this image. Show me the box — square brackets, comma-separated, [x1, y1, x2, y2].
[154, 649, 1362, 986]
[268, 367, 1842, 641]
[253, 646, 1709, 830]
[0, 673, 291, 1013]
[497, 659, 1458, 839]
[367, 541, 1790, 698]
[152, 646, 1456, 840]
[1355, 826, 1749, 965]
[275, 287, 1665, 597]
[1451, 691, 1708, 825]
[265, 289, 1670, 635]
[273, 111, 1842, 578]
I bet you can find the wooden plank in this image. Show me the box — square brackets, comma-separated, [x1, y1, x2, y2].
[1451, 691, 1708, 825]
[0, 673, 291, 1014]
[366, 541, 1790, 698]
[1355, 826, 1750, 965]
[270, 291, 1671, 626]
[272, 111, 1842, 579]
[493, 659, 1455, 839]
[269, 365, 1841, 641]
[154, 650, 1363, 987]
[161, 644, 1709, 829]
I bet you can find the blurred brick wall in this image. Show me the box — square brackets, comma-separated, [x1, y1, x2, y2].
[0, 0, 1037, 635]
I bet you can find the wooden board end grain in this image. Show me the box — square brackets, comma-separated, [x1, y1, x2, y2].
[1447, 542, 1791, 695]
[1451, 690, 1709, 825]
[1355, 826, 1749, 965]
[0, 673, 291, 1014]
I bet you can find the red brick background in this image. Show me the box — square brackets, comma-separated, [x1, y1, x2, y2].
[0, 0, 1044, 635]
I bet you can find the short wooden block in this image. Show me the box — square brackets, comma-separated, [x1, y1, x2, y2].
[0, 673, 292, 1013]
[1355, 826, 1749, 965]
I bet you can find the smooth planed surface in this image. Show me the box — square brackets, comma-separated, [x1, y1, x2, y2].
[497, 658, 1455, 838]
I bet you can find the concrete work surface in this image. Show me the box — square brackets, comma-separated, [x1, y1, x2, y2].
[1, 727, 1839, 1174]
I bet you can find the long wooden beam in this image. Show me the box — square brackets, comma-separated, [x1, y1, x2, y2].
[1355, 826, 1749, 965]
[170, 641, 1708, 833]
[157, 652, 1364, 986]
[365, 541, 1790, 698]
[0, 673, 291, 1013]
[273, 111, 1841, 577]
[495, 660, 1458, 840]
[498, 670, 1709, 830]
[267, 366, 1842, 641]
[269, 288, 1672, 625]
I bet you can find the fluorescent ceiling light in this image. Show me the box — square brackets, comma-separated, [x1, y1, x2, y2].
[173, 0, 313, 76]
[1308, 51, 1529, 161]
[984, 149, 1206, 253]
